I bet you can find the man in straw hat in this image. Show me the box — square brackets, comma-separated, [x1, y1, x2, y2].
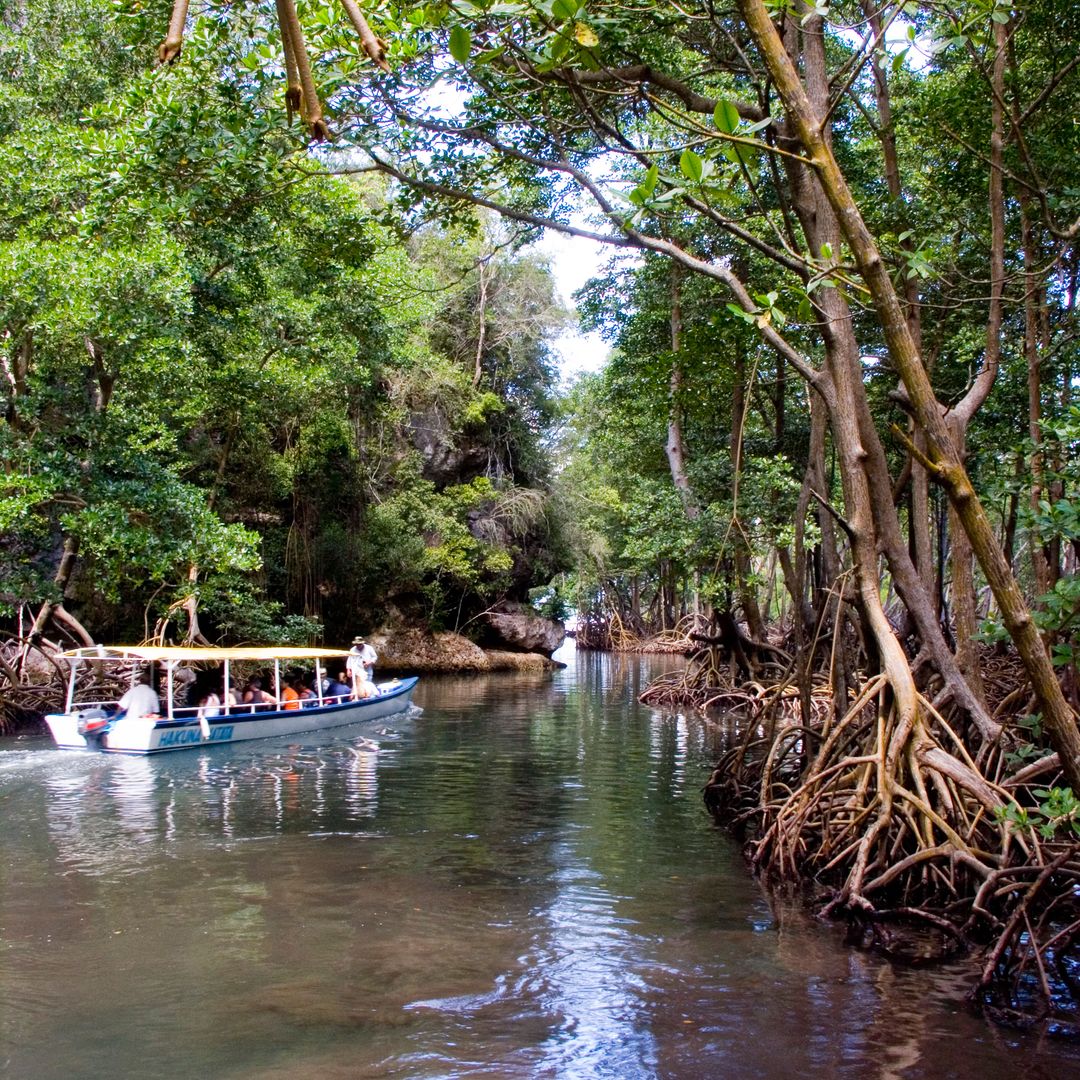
[347, 635, 378, 697]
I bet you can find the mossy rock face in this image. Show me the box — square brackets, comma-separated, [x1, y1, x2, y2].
[406, 406, 490, 487]
[372, 628, 488, 672]
[369, 628, 562, 673]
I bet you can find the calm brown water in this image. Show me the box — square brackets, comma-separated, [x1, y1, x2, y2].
[2, 647, 1078, 1078]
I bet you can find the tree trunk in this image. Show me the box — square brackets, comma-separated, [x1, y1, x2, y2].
[1021, 195, 1053, 598]
[739, 0, 1080, 788]
[665, 262, 698, 519]
[731, 341, 766, 640]
[25, 536, 83, 652]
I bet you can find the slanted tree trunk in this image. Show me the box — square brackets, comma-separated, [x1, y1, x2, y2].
[774, 13, 961, 724]
[738, 0, 1080, 789]
[24, 536, 93, 656]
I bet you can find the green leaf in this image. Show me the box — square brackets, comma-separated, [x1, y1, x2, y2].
[552, 0, 578, 20]
[548, 32, 570, 60]
[679, 148, 704, 183]
[449, 25, 472, 63]
[721, 142, 756, 166]
[714, 99, 740, 134]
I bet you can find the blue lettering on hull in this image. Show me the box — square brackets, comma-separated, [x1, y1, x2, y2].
[158, 725, 234, 747]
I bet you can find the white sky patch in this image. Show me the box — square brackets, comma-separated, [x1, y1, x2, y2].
[531, 228, 613, 382]
[836, 16, 932, 72]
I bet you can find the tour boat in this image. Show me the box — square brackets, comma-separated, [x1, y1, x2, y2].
[44, 645, 419, 754]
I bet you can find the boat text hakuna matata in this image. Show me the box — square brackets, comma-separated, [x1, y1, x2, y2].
[45, 646, 419, 754]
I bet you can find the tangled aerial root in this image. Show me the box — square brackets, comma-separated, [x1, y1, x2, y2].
[0, 635, 157, 733]
[667, 659, 1080, 1035]
[640, 635, 800, 711]
[0, 635, 70, 733]
[577, 612, 702, 654]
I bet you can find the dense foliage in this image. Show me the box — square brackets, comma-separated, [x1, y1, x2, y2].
[0, 0, 569, 648]
[240, 0, 1079, 1025]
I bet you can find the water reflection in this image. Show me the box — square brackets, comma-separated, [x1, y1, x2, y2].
[343, 742, 380, 820]
[526, 843, 659, 1078]
[28, 726, 404, 884]
[2, 657, 1079, 1079]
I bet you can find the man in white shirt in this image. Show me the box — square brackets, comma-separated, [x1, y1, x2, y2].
[117, 671, 160, 721]
[347, 636, 378, 697]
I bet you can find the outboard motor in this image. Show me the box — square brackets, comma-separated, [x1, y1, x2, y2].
[76, 709, 113, 747]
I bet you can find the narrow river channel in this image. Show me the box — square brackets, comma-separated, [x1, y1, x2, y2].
[2, 647, 1078, 1078]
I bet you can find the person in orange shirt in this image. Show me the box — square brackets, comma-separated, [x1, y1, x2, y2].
[281, 674, 301, 711]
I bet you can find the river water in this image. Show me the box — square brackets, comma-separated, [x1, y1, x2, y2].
[2, 647, 1078, 1079]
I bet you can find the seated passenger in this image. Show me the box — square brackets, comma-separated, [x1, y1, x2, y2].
[117, 670, 160, 722]
[325, 672, 352, 702]
[242, 677, 276, 712]
[281, 675, 300, 711]
[197, 690, 221, 719]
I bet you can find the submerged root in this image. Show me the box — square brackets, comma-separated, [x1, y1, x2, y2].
[693, 662, 1080, 1034]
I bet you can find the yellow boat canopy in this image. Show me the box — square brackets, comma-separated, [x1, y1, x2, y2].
[61, 645, 352, 662]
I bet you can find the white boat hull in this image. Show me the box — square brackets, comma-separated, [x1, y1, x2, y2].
[45, 678, 419, 754]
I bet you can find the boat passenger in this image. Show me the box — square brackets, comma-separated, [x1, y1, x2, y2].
[117, 671, 160, 722]
[326, 673, 351, 703]
[243, 677, 276, 712]
[197, 690, 221, 719]
[281, 675, 300, 711]
[297, 682, 316, 707]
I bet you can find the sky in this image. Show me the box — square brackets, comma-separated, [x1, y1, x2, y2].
[530, 229, 612, 384]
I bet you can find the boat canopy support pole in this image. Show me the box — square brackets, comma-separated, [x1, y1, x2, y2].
[315, 660, 324, 705]
[65, 658, 79, 713]
[223, 659, 231, 715]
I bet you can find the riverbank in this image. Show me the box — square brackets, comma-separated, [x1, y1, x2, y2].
[371, 627, 564, 674]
